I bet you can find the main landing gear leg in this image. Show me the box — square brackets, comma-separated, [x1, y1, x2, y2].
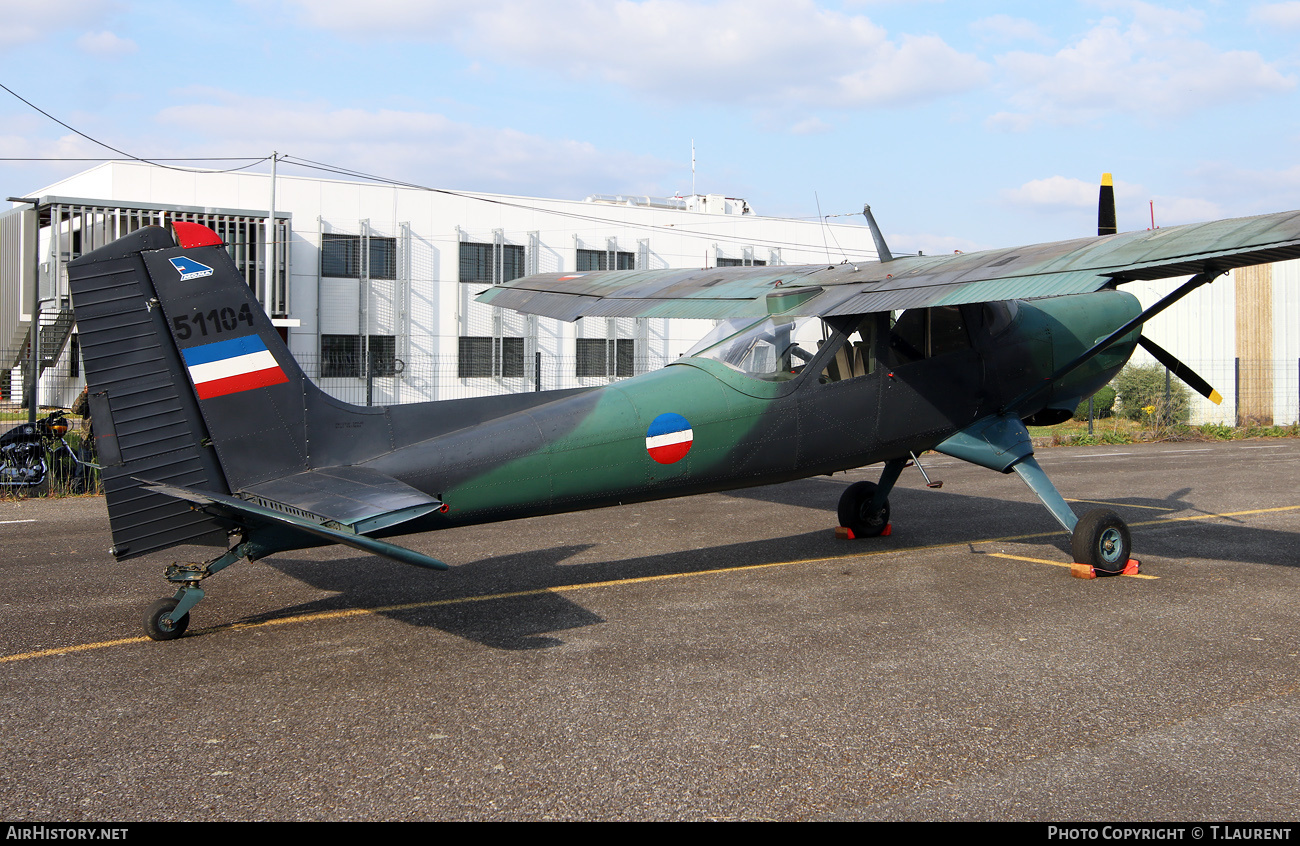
[936, 414, 1137, 577]
[1011, 455, 1134, 576]
[838, 457, 907, 538]
[143, 542, 251, 640]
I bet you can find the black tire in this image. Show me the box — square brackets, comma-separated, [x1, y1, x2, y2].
[838, 481, 891, 537]
[144, 597, 189, 641]
[1071, 509, 1131, 574]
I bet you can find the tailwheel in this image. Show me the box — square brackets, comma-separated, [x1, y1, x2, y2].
[1071, 509, 1132, 576]
[838, 480, 891, 538]
[144, 597, 190, 641]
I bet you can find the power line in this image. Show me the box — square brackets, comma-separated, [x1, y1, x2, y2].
[0, 83, 872, 255]
[0, 82, 270, 175]
[1, 157, 268, 162]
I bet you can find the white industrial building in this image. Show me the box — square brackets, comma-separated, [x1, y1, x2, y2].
[2, 160, 881, 409]
[2, 160, 1297, 425]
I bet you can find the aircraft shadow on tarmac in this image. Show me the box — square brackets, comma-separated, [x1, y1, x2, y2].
[247, 479, 1298, 649]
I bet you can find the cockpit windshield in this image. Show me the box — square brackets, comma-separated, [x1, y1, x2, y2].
[683, 316, 828, 381]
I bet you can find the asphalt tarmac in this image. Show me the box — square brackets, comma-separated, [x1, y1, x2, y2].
[2, 439, 1298, 821]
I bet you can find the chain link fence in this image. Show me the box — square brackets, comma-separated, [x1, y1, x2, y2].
[5, 346, 1299, 427]
[1, 348, 675, 416]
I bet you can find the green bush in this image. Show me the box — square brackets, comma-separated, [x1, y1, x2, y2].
[1073, 385, 1116, 420]
[1112, 363, 1191, 425]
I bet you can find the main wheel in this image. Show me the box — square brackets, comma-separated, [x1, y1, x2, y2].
[838, 481, 891, 537]
[144, 597, 190, 641]
[1071, 509, 1131, 574]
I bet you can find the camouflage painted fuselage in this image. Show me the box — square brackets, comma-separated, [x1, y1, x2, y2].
[365, 290, 1142, 532]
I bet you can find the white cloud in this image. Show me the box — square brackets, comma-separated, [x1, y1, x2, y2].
[991, 10, 1294, 128]
[1186, 161, 1300, 217]
[1001, 173, 1233, 229]
[1249, 2, 1300, 28]
[1002, 176, 1101, 211]
[971, 14, 1052, 46]
[1145, 194, 1223, 226]
[983, 111, 1034, 132]
[275, 0, 473, 33]
[76, 30, 137, 58]
[789, 117, 833, 135]
[280, 0, 989, 109]
[0, 0, 118, 48]
[151, 90, 677, 199]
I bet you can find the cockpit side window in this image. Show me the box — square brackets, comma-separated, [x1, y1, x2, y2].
[818, 313, 884, 383]
[685, 315, 826, 382]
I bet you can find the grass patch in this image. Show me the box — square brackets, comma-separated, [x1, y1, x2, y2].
[1031, 418, 1300, 446]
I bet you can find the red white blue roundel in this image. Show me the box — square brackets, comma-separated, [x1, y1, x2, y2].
[646, 412, 693, 464]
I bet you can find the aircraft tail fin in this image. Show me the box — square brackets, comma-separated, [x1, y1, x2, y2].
[67, 222, 322, 559]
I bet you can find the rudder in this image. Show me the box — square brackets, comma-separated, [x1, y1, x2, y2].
[68, 222, 313, 559]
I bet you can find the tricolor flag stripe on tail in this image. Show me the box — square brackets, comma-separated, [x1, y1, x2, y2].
[646, 412, 693, 464]
[181, 336, 289, 400]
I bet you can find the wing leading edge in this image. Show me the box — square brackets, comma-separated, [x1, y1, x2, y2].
[477, 209, 1300, 320]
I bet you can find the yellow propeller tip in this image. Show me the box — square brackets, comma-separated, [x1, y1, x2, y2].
[1209, 390, 1223, 405]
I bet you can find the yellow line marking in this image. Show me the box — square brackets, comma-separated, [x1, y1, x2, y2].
[4, 503, 1297, 664]
[987, 552, 1159, 579]
[0, 636, 150, 664]
[1129, 503, 1300, 527]
[1067, 498, 1174, 511]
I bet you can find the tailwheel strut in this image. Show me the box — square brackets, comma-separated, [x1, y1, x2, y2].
[143, 542, 251, 641]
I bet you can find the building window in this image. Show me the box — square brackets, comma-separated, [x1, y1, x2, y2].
[321, 335, 359, 377]
[321, 234, 397, 279]
[576, 249, 635, 271]
[368, 335, 397, 376]
[321, 334, 397, 377]
[459, 336, 525, 378]
[717, 257, 767, 267]
[460, 242, 526, 284]
[576, 338, 634, 378]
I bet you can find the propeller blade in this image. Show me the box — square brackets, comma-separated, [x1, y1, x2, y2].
[1137, 335, 1223, 405]
[1098, 173, 1117, 236]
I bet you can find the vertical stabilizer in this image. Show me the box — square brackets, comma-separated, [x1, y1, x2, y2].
[68, 222, 319, 558]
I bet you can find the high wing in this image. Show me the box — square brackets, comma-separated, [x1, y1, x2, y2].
[477, 210, 1300, 320]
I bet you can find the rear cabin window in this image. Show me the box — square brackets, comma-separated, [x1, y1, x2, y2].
[886, 306, 971, 365]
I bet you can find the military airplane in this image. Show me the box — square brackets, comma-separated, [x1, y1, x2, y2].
[65, 181, 1300, 639]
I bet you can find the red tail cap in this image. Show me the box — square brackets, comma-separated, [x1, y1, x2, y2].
[171, 221, 223, 249]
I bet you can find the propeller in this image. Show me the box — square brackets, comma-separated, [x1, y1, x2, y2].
[1137, 335, 1223, 405]
[1097, 174, 1223, 407]
[1098, 173, 1117, 236]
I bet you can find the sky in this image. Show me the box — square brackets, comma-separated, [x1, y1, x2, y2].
[2, 0, 1299, 255]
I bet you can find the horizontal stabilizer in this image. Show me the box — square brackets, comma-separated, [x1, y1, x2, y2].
[240, 465, 443, 534]
[139, 479, 449, 571]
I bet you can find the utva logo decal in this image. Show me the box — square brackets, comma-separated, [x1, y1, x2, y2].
[645, 412, 693, 464]
[168, 256, 214, 281]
